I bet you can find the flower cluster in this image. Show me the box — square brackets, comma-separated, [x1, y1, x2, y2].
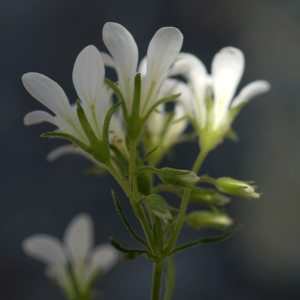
[22, 21, 270, 300]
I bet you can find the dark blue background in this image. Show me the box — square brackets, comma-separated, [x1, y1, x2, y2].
[1, 0, 300, 299]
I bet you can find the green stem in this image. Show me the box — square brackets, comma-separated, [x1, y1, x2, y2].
[163, 256, 175, 300]
[165, 150, 208, 253]
[151, 260, 164, 300]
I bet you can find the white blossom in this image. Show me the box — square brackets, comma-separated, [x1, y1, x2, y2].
[170, 47, 270, 132]
[101, 22, 183, 117]
[22, 214, 118, 298]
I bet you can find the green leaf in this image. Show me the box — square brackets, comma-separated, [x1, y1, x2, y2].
[109, 237, 159, 262]
[111, 190, 148, 248]
[41, 132, 89, 152]
[169, 224, 244, 256]
[76, 100, 98, 143]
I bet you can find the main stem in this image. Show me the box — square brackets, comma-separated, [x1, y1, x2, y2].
[151, 261, 164, 300]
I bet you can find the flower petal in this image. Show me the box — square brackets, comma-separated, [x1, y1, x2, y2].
[137, 56, 147, 76]
[46, 145, 96, 163]
[103, 22, 138, 112]
[22, 234, 66, 267]
[86, 243, 118, 279]
[231, 80, 271, 108]
[170, 53, 208, 128]
[22, 73, 72, 121]
[73, 45, 105, 108]
[141, 27, 183, 115]
[24, 110, 57, 126]
[63, 214, 93, 263]
[100, 52, 116, 69]
[212, 47, 244, 129]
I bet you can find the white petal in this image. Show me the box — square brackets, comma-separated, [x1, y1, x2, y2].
[212, 47, 245, 129]
[170, 53, 208, 128]
[22, 234, 66, 267]
[73, 45, 105, 108]
[24, 110, 57, 126]
[63, 214, 93, 263]
[100, 52, 116, 69]
[22, 73, 72, 121]
[46, 145, 96, 163]
[87, 243, 118, 278]
[231, 80, 271, 108]
[103, 22, 138, 113]
[141, 27, 183, 115]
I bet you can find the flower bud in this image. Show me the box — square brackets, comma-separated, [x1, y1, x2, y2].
[145, 194, 176, 222]
[215, 177, 260, 199]
[177, 187, 230, 206]
[156, 167, 199, 188]
[185, 210, 233, 230]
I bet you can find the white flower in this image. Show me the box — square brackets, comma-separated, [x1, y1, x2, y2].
[22, 214, 118, 298]
[102, 22, 183, 117]
[23, 45, 121, 145]
[170, 47, 270, 131]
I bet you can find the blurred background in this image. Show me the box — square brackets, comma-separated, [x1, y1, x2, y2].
[1, 0, 300, 299]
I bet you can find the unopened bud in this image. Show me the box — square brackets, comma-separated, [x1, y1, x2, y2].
[156, 167, 199, 188]
[215, 177, 260, 200]
[185, 210, 233, 230]
[178, 187, 230, 206]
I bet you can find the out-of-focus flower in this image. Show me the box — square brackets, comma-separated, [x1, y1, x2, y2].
[102, 22, 183, 117]
[22, 214, 118, 299]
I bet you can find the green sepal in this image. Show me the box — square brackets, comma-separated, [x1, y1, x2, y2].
[66, 263, 82, 300]
[102, 102, 122, 142]
[111, 190, 148, 248]
[131, 73, 141, 117]
[76, 100, 98, 143]
[41, 132, 89, 152]
[82, 165, 108, 176]
[109, 237, 160, 263]
[142, 93, 181, 122]
[226, 128, 239, 142]
[104, 77, 128, 119]
[169, 224, 244, 256]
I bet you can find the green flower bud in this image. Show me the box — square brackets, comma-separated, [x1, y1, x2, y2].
[145, 194, 176, 222]
[177, 187, 230, 206]
[215, 177, 260, 200]
[185, 210, 233, 230]
[156, 167, 200, 188]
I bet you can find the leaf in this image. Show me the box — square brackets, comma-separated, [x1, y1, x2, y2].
[169, 224, 244, 256]
[109, 237, 159, 263]
[111, 190, 148, 248]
